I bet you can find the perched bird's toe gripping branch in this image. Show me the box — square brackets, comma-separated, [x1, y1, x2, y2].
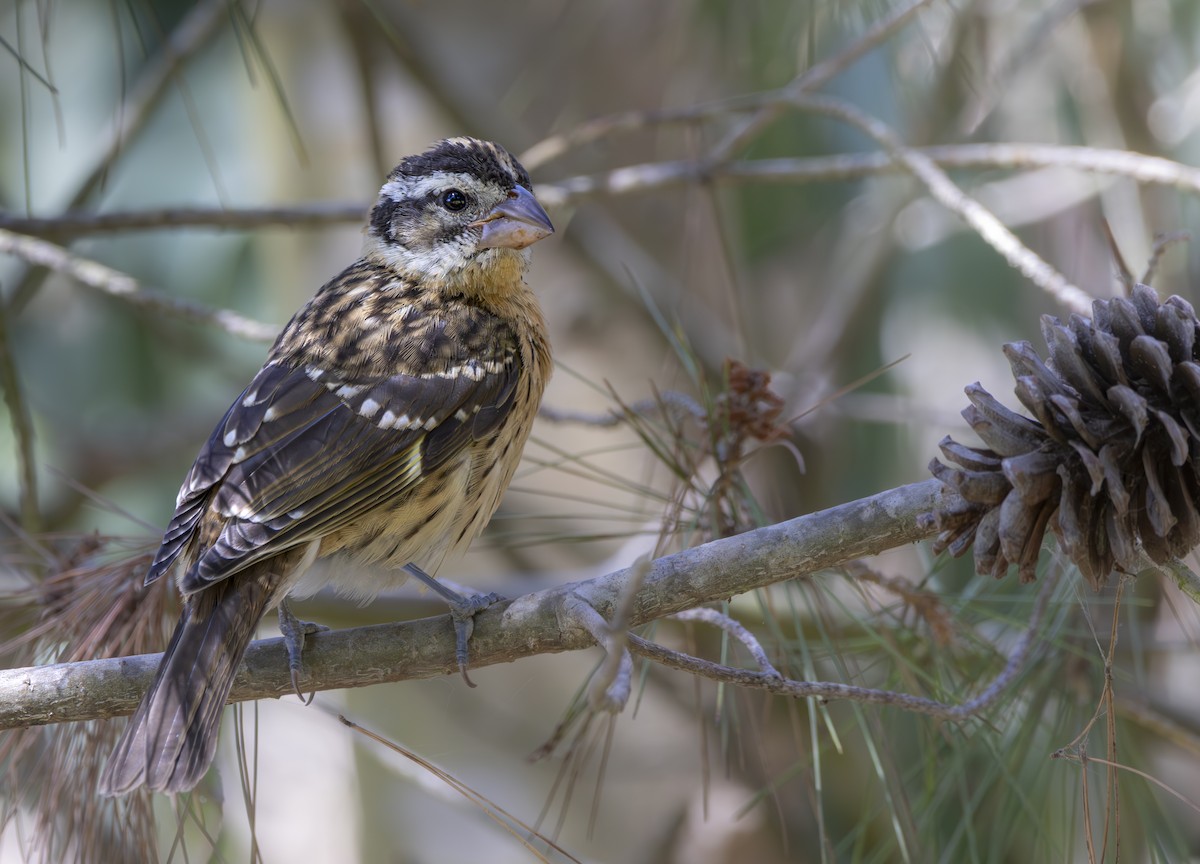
[403, 562, 504, 687]
[277, 600, 329, 703]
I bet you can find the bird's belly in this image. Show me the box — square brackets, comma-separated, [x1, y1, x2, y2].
[295, 431, 522, 602]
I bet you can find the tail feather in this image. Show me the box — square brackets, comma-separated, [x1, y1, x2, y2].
[98, 570, 277, 796]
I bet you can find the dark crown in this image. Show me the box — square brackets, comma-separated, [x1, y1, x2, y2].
[391, 138, 531, 191]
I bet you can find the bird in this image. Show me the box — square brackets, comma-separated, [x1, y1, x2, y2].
[97, 137, 554, 796]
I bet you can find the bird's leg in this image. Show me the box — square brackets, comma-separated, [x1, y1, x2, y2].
[277, 599, 330, 703]
[403, 563, 502, 688]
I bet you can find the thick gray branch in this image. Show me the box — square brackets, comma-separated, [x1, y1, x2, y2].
[0, 479, 947, 730]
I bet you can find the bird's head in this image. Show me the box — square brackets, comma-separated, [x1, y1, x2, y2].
[364, 137, 554, 292]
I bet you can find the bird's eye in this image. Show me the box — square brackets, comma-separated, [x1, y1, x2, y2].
[441, 189, 468, 212]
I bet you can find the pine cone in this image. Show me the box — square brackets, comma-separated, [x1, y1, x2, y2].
[926, 283, 1200, 589]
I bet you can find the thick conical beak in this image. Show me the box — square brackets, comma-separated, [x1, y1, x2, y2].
[474, 186, 554, 250]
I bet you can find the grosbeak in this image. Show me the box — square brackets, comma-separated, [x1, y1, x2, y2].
[98, 137, 554, 795]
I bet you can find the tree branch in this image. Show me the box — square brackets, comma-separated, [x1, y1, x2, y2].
[5, 145, 1200, 236]
[0, 478, 948, 730]
[630, 564, 1059, 720]
[0, 228, 277, 342]
[5, 0, 231, 316]
[786, 94, 1093, 316]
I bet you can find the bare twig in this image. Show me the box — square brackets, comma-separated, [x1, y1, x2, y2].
[520, 103, 732, 171]
[75, 0, 230, 209]
[1141, 231, 1191, 285]
[338, 715, 584, 863]
[847, 560, 956, 646]
[0, 478, 948, 728]
[0, 203, 366, 235]
[538, 389, 704, 428]
[0, 229, 277, 342]
[1050, 751, 1200, 816]
[706, 0, 939, 166]
[560, 594, 631, 714]
[583, 556, 651, 712]
[6, 0, 230, 315]
[958, 0, 1101, 135]
[631, 566, 1060, 721]
[6, 143, 1198, 238]
[789, 94, 1094, 315]
[671, 608, 779, 676]
[536, 404, 624, 428]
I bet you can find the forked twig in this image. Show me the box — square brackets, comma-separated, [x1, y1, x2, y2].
[629, 566, 1060, 721]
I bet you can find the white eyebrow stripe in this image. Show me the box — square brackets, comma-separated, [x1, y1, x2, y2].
[379, 172, 471, 203]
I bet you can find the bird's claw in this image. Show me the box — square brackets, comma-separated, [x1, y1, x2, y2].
[448, 591, 503, 687]
[278, 601, 329, 704]
[403, 563, 503, 686]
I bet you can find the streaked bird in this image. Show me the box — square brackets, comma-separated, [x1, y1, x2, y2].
[98, 137, 554, 795]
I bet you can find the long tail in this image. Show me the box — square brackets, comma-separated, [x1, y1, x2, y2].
[98, 569, 278, 796]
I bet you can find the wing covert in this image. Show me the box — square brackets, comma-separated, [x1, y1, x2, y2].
[150, 338, 523, 595]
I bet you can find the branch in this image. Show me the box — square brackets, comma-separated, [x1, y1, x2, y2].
[0, 203, 366, 235]
[67, 0, 230, 212]
[6, 144, 1196, 236]
[0, 478, 948, 729]
[0, 229, 277, 342]
[788, 95, 1094, 315]
[630, 564, 1059, 720]
[5, 0, 230, 315]
[705, 0, 939, 165]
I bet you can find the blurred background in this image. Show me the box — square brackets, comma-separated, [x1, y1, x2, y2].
[3, 0, 1200, 861]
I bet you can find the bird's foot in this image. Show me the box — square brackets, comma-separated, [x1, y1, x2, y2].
[404, 564, 503, 687]
[448, 590, 503, 687]
[278, 600, 330, 704]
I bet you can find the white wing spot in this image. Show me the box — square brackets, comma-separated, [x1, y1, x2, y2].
[233, 446, 247, 462]
[415, 359, 507, 381]
[242, 390, 259, 407]
[336, 384, 364, 399]
[264, 406, 278, 422]
[359, 397, 382, 419]
[380, 410, 397, 427]
[223, 429, 237, 447]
